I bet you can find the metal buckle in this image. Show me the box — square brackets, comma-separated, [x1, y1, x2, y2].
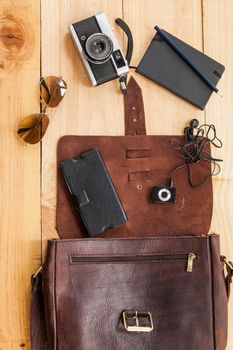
[122, 310, 154, 332]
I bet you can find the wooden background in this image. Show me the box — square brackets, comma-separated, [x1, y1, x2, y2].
[0, 0, 232, 348]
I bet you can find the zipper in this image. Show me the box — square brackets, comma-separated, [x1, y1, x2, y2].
[71, 252, 197, 272]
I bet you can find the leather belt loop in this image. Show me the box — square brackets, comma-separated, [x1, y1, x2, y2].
[226, 265, 233, 300]
[226, 262, 233, 300]
[124, 76, 147, 136]
[221, 256, 233, 300]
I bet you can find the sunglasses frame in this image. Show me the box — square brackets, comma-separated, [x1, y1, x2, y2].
[17, 76, 67, 145]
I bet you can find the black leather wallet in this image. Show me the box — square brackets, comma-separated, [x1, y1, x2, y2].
[60, 149, 127, 236]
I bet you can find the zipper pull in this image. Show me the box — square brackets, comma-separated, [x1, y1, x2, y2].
[187, 253, 197, 272]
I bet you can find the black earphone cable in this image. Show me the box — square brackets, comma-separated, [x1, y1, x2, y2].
[169, 119, 223, 188]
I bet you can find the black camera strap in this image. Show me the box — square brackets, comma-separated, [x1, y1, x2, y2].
[115, 18, 134, 95]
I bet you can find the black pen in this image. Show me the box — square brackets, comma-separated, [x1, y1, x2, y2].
[155, 25, 221, 95]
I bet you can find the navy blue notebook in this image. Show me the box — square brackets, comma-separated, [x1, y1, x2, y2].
[136, 30, 225, 110]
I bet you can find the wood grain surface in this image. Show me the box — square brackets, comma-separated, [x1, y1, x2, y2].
[0, 0, 232, 348]
[0, 1, 40, 348]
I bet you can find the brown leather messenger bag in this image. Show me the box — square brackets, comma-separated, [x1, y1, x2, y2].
[30, 78, 232, 350]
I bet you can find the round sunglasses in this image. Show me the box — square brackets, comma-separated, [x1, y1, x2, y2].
[17, 76, 67, 144]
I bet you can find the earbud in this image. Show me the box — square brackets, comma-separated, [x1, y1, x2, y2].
[184, 118, 199, 140]
[190, 119, 199, 129]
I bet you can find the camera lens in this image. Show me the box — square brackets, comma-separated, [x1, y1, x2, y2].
[85, 33, 113, 63]
[93, 40, 105, 53]
[158, 188, 171, 202]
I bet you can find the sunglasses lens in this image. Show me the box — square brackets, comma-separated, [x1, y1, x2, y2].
[17, 114, 49, 144]
[40, 76, 67, 108]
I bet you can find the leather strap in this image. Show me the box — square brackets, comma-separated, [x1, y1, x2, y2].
[124, 76, 146, 135]
[30, 274, 49, 350]
[115, 18, 133, 95]
[115, 18, 133, 65]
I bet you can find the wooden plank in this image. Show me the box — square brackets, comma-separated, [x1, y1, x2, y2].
[203, 1, 233, 348]
[41, 0, 124, 244]
[0, 0, 40, 349]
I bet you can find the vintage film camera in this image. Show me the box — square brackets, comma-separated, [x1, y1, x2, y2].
[69, 13, 129, 88]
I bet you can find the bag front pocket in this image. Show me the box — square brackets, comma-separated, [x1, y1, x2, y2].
[45, 236, 219, 350]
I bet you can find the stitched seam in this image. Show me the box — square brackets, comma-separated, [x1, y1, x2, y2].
[209, 238, 216, 349]
[54, 236, 208, 243]
[54, 241, 58, 350]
